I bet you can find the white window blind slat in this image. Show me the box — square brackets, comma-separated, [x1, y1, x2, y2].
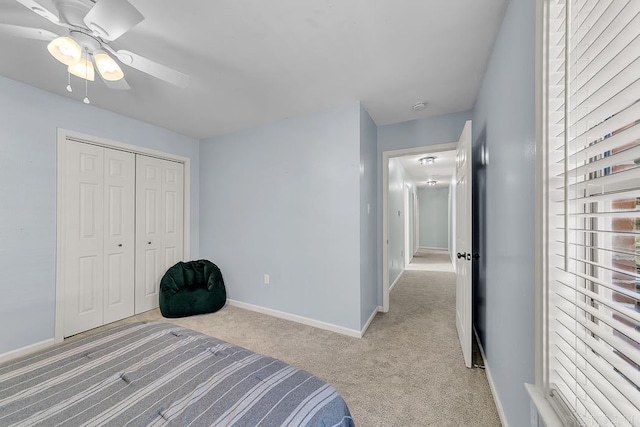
[567, 121, 640, 163]
[573, 100, 640, 147]
[573, 1, 637, 64]
[566, 163, 640, 193]
[569, 14, 640, 101]
[574, 62, 640, 123]
[569, 209, 640, 219]
[565, 139, 640, 176]
[568, 256, 640, 282]
[570, 0, 612, 41]
[573, 78, 640, 131]
[562, 241, 638, 258]
[576, 36, 640, 96]
[554, 278, 640, 345]
[552, 330, 632, 426]
[556, 296, 640, 376]
[552, 325, 640, 420]
[554, 303, 640, 369]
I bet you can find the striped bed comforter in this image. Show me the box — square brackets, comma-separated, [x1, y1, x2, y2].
[0, 322, 354, 427]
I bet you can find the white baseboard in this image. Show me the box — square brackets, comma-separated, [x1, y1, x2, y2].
[0, 338, 55, 364]
[474, 327, 509, 427]
[419, 246, 448, 250]
[227, 299, 362, 338]
[389, 270, 404, 292]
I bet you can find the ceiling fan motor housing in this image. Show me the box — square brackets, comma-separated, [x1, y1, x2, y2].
[70, 29, 101, 52]
[53, 0, 92, 27]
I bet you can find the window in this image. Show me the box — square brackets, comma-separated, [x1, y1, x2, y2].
[542, 0, 640, 425]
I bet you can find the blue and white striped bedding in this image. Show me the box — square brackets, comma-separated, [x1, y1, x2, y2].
[0, 322, 355, 426]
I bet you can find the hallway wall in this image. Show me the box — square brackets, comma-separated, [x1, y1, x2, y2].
[471, 0, 535, 424]
[418, 187, 449, 249]
[387, 158, 414, 286]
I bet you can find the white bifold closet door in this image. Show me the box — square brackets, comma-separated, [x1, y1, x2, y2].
[135, 155, 184, 314]
[63, 141, 135, 337]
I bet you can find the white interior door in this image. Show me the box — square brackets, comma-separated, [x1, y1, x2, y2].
[135, 155, 184, 314]
[64, 141, 104, 337]
[103, 148, 135, 324]
[135, 155, 163, 314]
[161, 160, 184, 273]
[455, 120, 473, 368]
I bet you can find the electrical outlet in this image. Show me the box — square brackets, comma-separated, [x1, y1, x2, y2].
[263, 274, 270, 284]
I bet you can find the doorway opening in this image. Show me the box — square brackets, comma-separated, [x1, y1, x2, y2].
[381, 142, 457, 312]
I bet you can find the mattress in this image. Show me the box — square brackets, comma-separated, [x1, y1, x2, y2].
[0, 322, 355, 426]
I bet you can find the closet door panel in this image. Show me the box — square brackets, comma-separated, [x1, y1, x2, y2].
[162, 161, 184, 272]
[103, 149, 135, 324]
[135, 156, 163, 314]
[64, 141, 104, 337]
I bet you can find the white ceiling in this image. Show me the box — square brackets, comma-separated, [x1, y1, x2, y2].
[0, 0, 507, 139]
[398, 149, 456, 188]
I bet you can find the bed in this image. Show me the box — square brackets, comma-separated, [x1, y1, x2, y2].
[0, 322, 355, 426]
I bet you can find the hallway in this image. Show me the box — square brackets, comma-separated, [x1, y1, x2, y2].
[405, 247, 455, 272]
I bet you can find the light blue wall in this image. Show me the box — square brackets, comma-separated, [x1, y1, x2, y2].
[377, 112, 471, 302]
[360, 105, 378, 326]
[199, 103, 363, 331]
[471, 0, 536, 425]
[418, 187, 449, 249]
[0, 75, 200, 355]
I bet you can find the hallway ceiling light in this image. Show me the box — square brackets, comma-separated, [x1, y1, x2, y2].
[426, 180, 437, 186]
[419, 156, 436, 165]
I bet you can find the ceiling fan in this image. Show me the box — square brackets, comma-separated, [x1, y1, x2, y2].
[0, 0, 189, 101]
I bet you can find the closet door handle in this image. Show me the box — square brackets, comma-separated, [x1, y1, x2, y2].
[148, 241, 152, 245]
[118, 244, 122, 247]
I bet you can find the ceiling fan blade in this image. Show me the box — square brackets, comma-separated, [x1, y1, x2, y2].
[83, 0, 144, 41]
[0, 24, 58, 41]
[116, 50, 189, 88]
[15, 0, 60, 24]
[101, 75, 131, 90]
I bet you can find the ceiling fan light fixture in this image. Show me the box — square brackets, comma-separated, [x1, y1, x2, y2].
[47, 36, 82, 66]
[68, 57, 95, 81]
[94, 51, 124, 81]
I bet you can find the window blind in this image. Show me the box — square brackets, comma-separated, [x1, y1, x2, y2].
[546, 0, 640, 425]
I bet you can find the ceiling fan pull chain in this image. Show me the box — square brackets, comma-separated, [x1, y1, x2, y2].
[83, 48, 90, 104]
[66, 71, 72, 93]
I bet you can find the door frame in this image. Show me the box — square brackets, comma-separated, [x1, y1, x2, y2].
[382, 141, 457, 312]
[55, 128, 191, 343]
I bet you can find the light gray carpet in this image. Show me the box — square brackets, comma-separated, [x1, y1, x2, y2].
[85, 255, 500, 426]
[405, 248, 454, 272]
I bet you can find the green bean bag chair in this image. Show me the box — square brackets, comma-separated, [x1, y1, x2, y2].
[159, 260, 226, 318]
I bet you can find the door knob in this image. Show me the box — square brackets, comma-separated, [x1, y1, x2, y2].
[118, 244, 122, 247]
[148, 241, 151, 245]
[457, 252, 466, 259]
[473, 253, 480, 260]
[466, 253, 471, 261]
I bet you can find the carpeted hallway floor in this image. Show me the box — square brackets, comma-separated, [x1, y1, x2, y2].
[96, 249, 500, 426]
[404, 248, 455, 272]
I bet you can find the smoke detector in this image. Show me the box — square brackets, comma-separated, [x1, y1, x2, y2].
[412, 102, 427, 111]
